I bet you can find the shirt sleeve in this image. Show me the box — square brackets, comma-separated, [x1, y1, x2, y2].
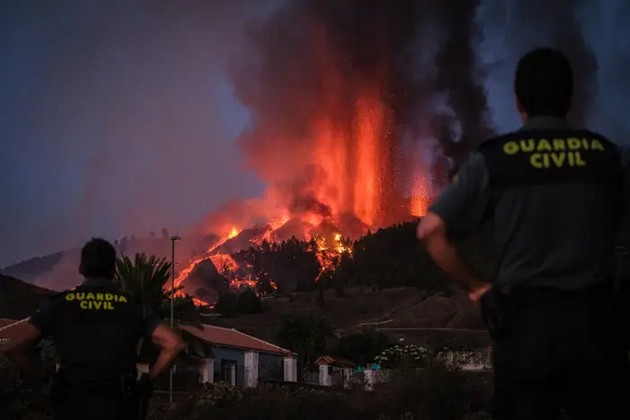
[429, 152, 491, 238]
[28, 299, 53, 336]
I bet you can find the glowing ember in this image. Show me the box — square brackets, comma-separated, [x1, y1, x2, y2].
[410, 172, 432, 217]
[314, 232, 352, 282]
[192, 297, 211, 307]
[228, 226, 239, 239]
[229, 278, 258, 291]
[209, 253, 240, 273]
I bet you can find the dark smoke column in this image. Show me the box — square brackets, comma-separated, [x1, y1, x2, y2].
[231, 0, 490, 228]
[502, 0, 597, 126]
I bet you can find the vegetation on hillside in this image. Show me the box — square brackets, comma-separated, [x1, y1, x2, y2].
[146, 361, 490, 420]
[0, 274, 53, 320]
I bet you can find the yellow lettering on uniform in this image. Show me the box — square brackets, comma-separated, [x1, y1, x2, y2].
[80, 301, 88, 309]
[537, 139, 553, 152]
[567, 138, 581, 150]
[504, 141, 519, 155]
[591, 139, 605, 151]
[520, 139, 535, 152]
[96, 293, 104, 301]
[105, 302, 114, 310]
[553, 139, 566, 151]
[550, 152, 566, 167]
[542, 154, 550, 168]
[105, 293, 113, 301]
[582, 138, 590, 149]
[531, 153, 543, 168]
[568, 152, 575, 166]
[575, 152, 587, 166]
[76, 293, 85, 300]
[119, 295, 127, 303]
[86, 292, 95, 300]
[66, 293, 75, 301]
[93, 301, 102, 310]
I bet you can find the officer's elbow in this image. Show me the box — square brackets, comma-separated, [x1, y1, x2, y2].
[417, 213, 445, 243]
[163, 334, 185, 354]
[172, 336, 185, 353]
[152, 324, 186, 354]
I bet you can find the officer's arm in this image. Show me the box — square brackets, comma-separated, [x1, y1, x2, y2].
[418, 213, 490, 302]
[417, 153, 491, 302]
[147, 324, 185, 381]
[2, 321, 46, 381]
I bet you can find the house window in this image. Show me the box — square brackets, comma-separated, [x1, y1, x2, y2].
[221, 360, 237, 386]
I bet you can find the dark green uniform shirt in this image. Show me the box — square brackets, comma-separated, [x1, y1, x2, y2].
[430, 117, 624, 290]
[29, 278, 161, 390]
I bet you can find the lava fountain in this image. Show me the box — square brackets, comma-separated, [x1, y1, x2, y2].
[173, 1, 491, 303]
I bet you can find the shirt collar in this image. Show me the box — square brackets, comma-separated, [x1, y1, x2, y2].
[81, 277, 117, 288]
[520, 116, 570, 130]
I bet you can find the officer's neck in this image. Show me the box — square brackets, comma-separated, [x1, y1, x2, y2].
[82, 277, 115, 287]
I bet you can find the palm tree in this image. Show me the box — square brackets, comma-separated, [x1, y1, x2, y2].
[114, 253, 205, 359]
[115, 253, 171, 311]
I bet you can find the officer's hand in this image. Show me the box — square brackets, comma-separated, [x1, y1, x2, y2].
[468, 283, 492, 304]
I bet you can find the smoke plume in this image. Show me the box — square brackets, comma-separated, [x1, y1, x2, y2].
[478, 0, 598, 130]
[230, 0, 491, 230]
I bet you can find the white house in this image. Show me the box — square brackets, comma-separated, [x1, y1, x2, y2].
[180, 324, 297, 387]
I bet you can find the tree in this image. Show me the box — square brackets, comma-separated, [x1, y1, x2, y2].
[115, 253, 203, 360]
[275, 314, 333, 375]
[214, 288, 262, 317]
[115, 253, 171, 311]
[336, 331, 390, 366]
[115, 253, 201, 325]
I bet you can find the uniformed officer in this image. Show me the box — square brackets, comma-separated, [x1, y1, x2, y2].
[417, 48, 628, 419]
[2, 238, 185, 420]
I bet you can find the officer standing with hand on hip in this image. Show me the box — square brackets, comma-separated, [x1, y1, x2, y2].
[2, 238, 185, 420]
[417, 48, 628, 419]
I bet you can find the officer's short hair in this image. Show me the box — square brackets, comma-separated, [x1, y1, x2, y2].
[514, 48, 573, 117]
[79, 238, 116, 279]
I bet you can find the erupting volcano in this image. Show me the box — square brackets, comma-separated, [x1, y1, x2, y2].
[173, 0, 491, 304]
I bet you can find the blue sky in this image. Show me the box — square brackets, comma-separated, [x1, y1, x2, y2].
[1, 0, 628, 267]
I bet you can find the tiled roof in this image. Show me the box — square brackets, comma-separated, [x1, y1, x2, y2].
[180, 324, 294, 356]
[0, 318, 24, 347]
[0, 318, 18, 329]
[315, 355, 355, 367]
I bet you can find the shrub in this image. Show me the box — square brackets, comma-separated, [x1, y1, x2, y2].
[214, 289, 262, 317]
[149, 361, 487, 420]
[236, 288, 262, 314]
[374, 344, 428, 369]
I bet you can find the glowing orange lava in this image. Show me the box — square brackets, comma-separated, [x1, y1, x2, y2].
[410, 174, 431, 217]
[313, 232, 352, 282]
[209, 253, 240, 273]
[169, 25, 437, 304]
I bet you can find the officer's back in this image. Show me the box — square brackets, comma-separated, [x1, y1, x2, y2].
[38, 279, 157, 393]
[3, 238, 185, 420]
[478, 125, 621, 291]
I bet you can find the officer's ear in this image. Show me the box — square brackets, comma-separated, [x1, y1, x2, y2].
[515, 94, 527, 121]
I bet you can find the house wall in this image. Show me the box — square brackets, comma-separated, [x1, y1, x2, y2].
[213, 347, 245, 386]
[258, 352, 284, 381]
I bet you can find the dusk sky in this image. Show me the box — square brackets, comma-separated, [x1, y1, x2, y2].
[1, 0, 629, 267]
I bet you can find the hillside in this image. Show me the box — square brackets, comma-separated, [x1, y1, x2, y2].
[0, 274, 53, 320]
[213, 286, 490, 351]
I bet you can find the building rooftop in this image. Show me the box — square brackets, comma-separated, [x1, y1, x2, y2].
[0, 318, 26, 348]
[180, 324, 294, 356]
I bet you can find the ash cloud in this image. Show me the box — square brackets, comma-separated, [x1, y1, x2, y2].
[0, 0, 270, 267]
[478, 0, 599, 131]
